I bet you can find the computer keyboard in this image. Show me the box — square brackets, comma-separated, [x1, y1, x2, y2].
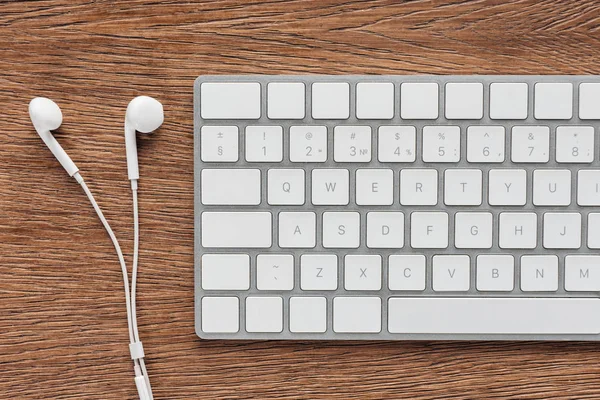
[194, 75, 600, 341]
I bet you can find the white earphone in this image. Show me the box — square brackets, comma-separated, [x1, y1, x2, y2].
[29, 97, 79, 177]
[125, 96, 164, 181]
[29, 96, 163, 400]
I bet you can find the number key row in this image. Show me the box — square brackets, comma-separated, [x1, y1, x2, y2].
[201, 125, 596, 164]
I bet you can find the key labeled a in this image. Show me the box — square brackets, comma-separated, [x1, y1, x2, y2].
[278, 212, 316, 248]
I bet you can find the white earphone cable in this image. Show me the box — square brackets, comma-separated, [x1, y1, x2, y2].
[74, 172, 151, 400]
[131, 181, 153, 399]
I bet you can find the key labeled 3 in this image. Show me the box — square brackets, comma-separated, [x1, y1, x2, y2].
[334, 126, 372, 162]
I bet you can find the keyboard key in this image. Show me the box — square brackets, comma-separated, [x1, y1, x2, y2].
[444, 169, 482, 206]
[445, 83, 483, 120]
[201, 169, 260, 205]
[388, 298, 600, 334]
[565, 256, 600, 291]
[511, 126, 550, 163]
[454, 212, 492, 249]
[476, 255, 514, 292]
[289, 297, 327, 333]
[333, 126, 372, 162]
[534, 82, 573, 120]
[366, 212, 404, 249]
[257, 254, 294, 291]
[543, 213, 581, 249]
[267, 169, 305, 205]
[267, 82, 305, 119]
[355, 169, 393, 205]
[300, 254, 338, 290]
[344, 255, 382, 290]
[499, 212, 537, 249]
[245, 126, 283, 162]
[490, 83, 528, 120]
[246, 297, 283, 333]
[432, 255, 470, 292]
[323, 212, 360, 248]
[533, 169, 571, 206]
[411, 212, 448, 249]
[577, 170, 600, 206]
[377, 126, 416, 162]
[520, 255, 558, 292]
[201, 212, 272, 248]
[466, 126, 505, 163]
[279, 212, 316, 248]
[400, 169, 438, 205]
[312, 169, 349, 205]
[201, 82, 260, 119]
[388, 255, 426, 291]
[588, 213, 600, 249]
[488, 169, 527, 206]
[555, 126, 594, 163]
[333, 297, 381, 333]
[422, 126, 460, 162]
[201, 126, 238, 162]
[356, 82, 394, 119]
[290, 126, 327, 162]
[400, 82, 439, 119]
[201, 297, 239, 333]
[579, 83, 600, 120]
[201, 254, 250, 290]
[312, 82, 350, 119]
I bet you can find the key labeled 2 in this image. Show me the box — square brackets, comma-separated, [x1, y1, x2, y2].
[290, 126, 327, 162]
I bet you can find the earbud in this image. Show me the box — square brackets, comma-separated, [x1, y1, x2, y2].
[124, 96, 164, 181]
[29, 97, 79, 177]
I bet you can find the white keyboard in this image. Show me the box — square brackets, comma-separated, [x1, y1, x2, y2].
[194, 75, 600, 340]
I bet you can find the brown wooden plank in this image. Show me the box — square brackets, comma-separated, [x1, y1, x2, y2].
[1, 0, 600, 398]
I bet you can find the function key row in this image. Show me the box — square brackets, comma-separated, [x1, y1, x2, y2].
[200, 81, 600, 121]
[201, 125, 596, 164]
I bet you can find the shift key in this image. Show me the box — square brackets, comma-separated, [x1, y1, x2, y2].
[201, 212, 272, 248]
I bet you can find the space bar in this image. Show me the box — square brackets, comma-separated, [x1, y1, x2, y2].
[388, 298, 600, 334]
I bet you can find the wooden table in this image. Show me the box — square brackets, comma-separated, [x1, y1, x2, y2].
[2, 1, 600, 398]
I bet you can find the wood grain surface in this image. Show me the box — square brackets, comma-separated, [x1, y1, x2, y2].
[1, 0, 600, 398]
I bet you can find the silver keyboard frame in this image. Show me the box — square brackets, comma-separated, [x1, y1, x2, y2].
[194, 75, 600, 341]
